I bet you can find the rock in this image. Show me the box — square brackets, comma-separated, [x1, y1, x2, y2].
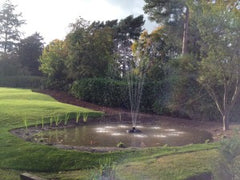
[20, 173, 46, 180]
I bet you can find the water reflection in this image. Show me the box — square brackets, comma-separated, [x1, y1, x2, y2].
[151, 126, 161, 130]
[118, 125, 128, 128]
[165, 129, 176, 132]
[133, 134, 148, 138]
[154, 134, 167, 138]
[104, 126, 115, 129]
[111, 133, 123, 136]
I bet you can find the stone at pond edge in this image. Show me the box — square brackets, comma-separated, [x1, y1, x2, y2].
[20, 173, 46, 180]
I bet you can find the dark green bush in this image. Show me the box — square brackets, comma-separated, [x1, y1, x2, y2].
[70, 77, 222, 120]
[213, 133, 240, 180]
[71, 78, 164, 112]
[44, 78, 71, 91]
[0, 76, 45, 88]
[71, 78, 129, 108]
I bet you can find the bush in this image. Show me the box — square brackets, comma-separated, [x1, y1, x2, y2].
[0, 76, 45, 88]
[44, 78, 70, 91]
[70, 77, 222, 120]
[213, 133, 240, 180]
[71, 78, 129, 108]
[71, 78, 164, 112]
[0, 56, 30, 76]
[0, 55, 45, 89]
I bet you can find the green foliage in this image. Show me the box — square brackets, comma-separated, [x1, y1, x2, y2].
[23, 116, 28, 130]
[71, 78, 129, 108]
[71, 78, 164, 112]
[144, 0, 186, 26]
[65, 23, 114, 80]
[98, 158, 116, 180]
[54, 115, 61, 126]
[0, 53, 45, 89]
[39, 16, 145, 89]
[166, 55, 220, 120]
[41, 116, 44, 129]
[0, 0, 25, 54]
[0, 75, 45, 88]
[49, 116, 53, 127]
[195, 1, 240, 128]
[117, 142, 126, 148]
[39, 39, 69, 90]
[64, 113, 70, 125]
[75, 112, 81, 124]
[82, 112, 88, 123]
[0, 55, 30, 76]
[214, 132, 240, 179]
[17, 33, 44, 75]
[132, 27, 179, 82]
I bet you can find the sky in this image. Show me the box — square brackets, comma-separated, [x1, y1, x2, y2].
[0, 0, 158, 44]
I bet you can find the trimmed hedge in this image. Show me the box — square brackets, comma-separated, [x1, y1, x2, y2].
[71, 78, 164, 112]
[70, 78, 223, 120]
[71, 78, 129, 108]
[0, 76, 45, 88]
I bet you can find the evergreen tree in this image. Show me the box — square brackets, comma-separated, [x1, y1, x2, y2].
[17, 33, 44, 75]
[143, 0, 189, 55]
[113, 15, 145, 77]
[0, 0, 25, 55]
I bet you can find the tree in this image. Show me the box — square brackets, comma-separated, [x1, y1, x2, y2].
[114, 15, 145, 77]
[86, 15, 145, 78]
[0, 53, 29, 76]
[17, 33, 44, 75]
[65, 18, 114, 80]
[39, 39, 68, 88]
[197, 1, 240, 130]
[131, 27, 175, 81]
[0, 0, 25, 54]
[143, 0, 189, 55]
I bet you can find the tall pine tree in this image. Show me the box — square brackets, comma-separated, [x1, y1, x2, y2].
[0, 0, 25, 55]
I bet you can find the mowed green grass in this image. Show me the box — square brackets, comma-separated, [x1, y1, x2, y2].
[0, 88, 113, 172]
[0, 88, 220, 179]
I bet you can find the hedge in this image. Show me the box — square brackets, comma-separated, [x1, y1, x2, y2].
[0, 76, 45, 89]
[71, 78, 164, 112]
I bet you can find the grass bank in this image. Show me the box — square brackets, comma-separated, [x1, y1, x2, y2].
[0, 87, 219, 179]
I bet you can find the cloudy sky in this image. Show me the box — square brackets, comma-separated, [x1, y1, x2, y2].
[0, 0, 158, 44]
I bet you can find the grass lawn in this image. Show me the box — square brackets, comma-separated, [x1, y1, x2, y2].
[0, 87, 220, 179]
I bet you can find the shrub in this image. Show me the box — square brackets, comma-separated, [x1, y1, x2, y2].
[71, 78, 164, 112]
[71, 78, 129, 108]
[0, 76, 45, 89]
[213, 133, 240, 179]
[0, 56, 30, 76]
[70, 77, 222, 120]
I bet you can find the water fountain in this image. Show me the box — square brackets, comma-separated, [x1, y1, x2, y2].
[125, 52, 149, 133]
[126, 71, 145, 133]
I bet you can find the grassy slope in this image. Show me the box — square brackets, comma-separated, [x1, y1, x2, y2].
[0, 88, 220, 179]
[117, 149, 219, 180]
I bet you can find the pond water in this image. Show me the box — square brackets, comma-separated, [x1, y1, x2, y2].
[33, 123, 212, 148]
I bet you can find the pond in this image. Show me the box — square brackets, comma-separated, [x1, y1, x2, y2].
[32, 123, 212, 148]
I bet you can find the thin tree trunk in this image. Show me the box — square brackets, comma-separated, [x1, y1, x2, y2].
[222, 112, 230, 131]
[182, 6, 189, 55]
[4, 32, 7, 54]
